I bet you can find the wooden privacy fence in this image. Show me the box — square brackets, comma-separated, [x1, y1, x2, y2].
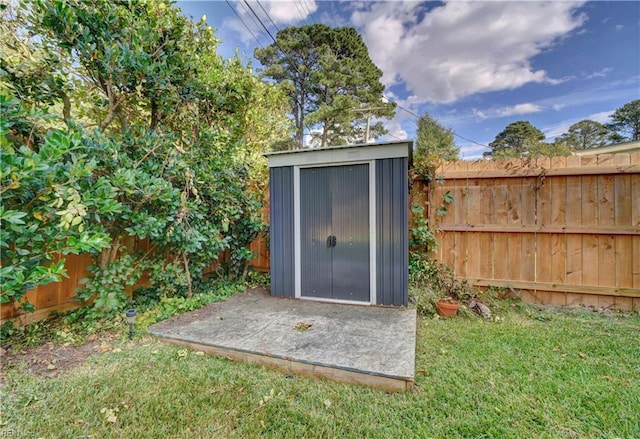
[4, 152, 639, 324]
[1, 237, 270, 325]
[426, 153, 640, 310]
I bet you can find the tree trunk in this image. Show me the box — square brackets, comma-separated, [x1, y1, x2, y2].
[182, 253, 193, 298]
[297, 90, 305, 149]
[62, 93, 71, 125]
[321, 119, 329, 147]
[99, 237, 121, 270]
[150, 99, 159, 130]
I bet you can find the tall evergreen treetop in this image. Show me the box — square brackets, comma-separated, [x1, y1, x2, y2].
[254, 24, 395, 149]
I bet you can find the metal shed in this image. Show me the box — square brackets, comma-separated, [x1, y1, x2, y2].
[265, 141, 411, 306]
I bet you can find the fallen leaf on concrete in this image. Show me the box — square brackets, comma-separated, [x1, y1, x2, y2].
[294, 322, 313, 331]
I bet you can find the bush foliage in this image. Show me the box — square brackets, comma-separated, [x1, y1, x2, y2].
[1, 0, 289, 316]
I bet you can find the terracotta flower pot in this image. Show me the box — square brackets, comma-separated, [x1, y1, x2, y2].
[436, 299, 459, 317]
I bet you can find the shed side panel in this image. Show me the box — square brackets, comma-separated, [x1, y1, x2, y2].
[376, 158, 409, 305]
[269, 167, 295, 297]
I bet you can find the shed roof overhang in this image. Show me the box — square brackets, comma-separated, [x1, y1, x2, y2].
[265, 141, 412, 168]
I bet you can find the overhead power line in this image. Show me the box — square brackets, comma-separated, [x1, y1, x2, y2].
[382, 95, 489, 148]
[385, 132, 404, 141]
[225, 0, 261, 46]
[244, 1, 485, 149]
[256, 0, 281, 34]
[243, 1, 280, 52]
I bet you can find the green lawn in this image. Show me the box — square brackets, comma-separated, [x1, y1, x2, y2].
[2, 306, 639, 438]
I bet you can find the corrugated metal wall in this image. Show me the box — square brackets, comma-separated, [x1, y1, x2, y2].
[300, 167, 333, 297]
[269, 157, 409, 306]
[376, 158, 409, 306]
[269, 167, 295, 297]
[300, 165, 370, 301]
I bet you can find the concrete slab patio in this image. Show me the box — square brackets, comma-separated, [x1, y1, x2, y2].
[149, 288, 416, 391]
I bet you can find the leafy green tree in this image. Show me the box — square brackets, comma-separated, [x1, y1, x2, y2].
[525, 141, 572, 158]
[0, 97, 114, 311]
[558, 119, 609, 150]
[1, 0, 289, 315]
[484, 121, 545, 158]
[484, 121, 571, 159]
[607, 99, 640, 142]
[254, 24, 395, 148]
[413, 113, 459, 179]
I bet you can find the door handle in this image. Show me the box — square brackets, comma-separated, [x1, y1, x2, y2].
[326, 236, 337, 248]
[327, 236, 332, 248]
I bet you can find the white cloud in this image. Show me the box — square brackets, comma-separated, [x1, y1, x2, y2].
[585, 110, 614, 124]
[222, 16, 260, 45]
[352, 1, 586, 104]
[465, 102, 544, 120]
[265, 0, 318, 24]
[497, 103, 544, 117]
[382, 121, 409, 142]
[586, 67, 612, 79]
[472, 108, 488, 120]
[222, 0, 318, 43]
[543, 110, 613, 140]
[459, 144, 490, 160]
[552, 103, 565, 111]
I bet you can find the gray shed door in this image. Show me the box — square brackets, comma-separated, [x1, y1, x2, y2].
[300, 164, 370, 302]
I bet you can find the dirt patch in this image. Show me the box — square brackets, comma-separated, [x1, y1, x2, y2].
[0, 332, 121, 384]
[0, 288, 271, 384]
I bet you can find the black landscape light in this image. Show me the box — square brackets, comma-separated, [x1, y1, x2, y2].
[125, 309, 137, 340]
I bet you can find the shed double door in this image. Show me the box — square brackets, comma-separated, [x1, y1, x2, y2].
[300, 164, 370, 302]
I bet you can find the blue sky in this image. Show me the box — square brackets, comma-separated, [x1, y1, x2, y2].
[177, 1, 640, 158]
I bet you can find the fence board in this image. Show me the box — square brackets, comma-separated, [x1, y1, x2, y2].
[440, 232, 455, 268]
[551, 176, 566, 226]
[566, 235, 583, 285]
[453, 178, 468, 224]
[580, 235, 599, 286]
[493, 233, 509, 280]
[550, 234, 566, 285]
[536, 234, 552, 283]
[537, 176, 552, 227]
[493, 178, 510, 225]
[598, 235, 616, 287]
[633, 236, 640, 288]
[581, 175, 598, 225]
[615, 236, 633, 288]
[479, 233, 494, 280]
[598, 175, 615, 226]
[507, 233, 522, 281]
[565, 175, 582, 226]
[464, 232, 481, 278]
[521, 178, 537, 226]
[453, 232, 467, 277]
[479, 179, 494, 225]
[521, 234, 536, 282]
[614, 175, 632, 226]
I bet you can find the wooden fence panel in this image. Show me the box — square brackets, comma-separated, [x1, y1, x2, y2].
[431, 153, 640, 311]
